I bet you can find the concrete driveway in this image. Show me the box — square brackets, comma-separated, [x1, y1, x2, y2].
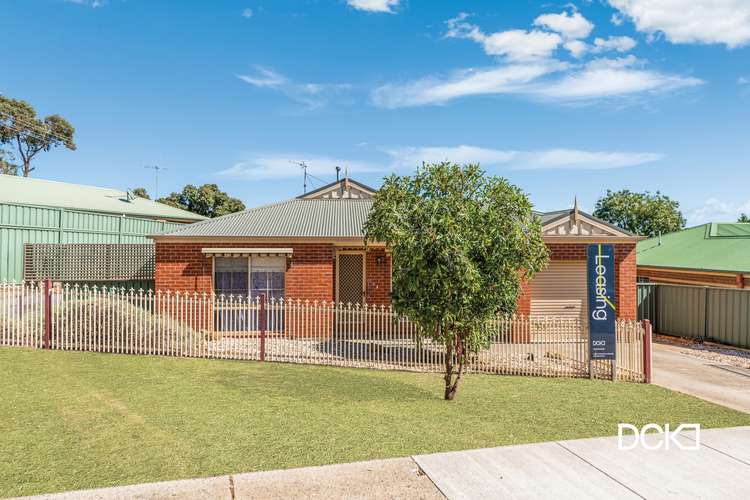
[653, 343, 750, 413]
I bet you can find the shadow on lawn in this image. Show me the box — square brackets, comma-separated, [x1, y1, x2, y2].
[210, 363, 439, 403]
[313, 337, 446, 365]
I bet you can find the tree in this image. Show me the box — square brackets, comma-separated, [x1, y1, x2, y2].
[130, 187, 150, 199]
[364, 162, 549, 400]
[738, 213, 750, 223]
[593, 190, 685, 237]
[0, 148, 18, 175]
[157, 184, 245, 218]
[0, 96, 76, 177]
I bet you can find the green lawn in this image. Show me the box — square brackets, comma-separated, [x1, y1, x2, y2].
[2, 348, 749, 497]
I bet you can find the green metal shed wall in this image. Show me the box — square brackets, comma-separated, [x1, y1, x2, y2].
[0, 202, 184, 282]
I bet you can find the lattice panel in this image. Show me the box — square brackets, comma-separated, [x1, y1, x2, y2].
[24, 244, 155, 281]
[338, 254, 364, 304]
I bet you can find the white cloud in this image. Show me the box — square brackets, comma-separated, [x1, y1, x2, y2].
[237, 67, 352, 109]
[385, 145, 663, 171]
[371, 62, 565, 108]
[739, 76, 749, 85]
[533, 11, 594, 40]
[564, 40, 589, 58]
[608, 0, 750, 48]
[219, 145, 663, 180]
[346, 0, 400, 13]
[686, 198, 750, 225]
[531, 56, 702, 100]
[219, 153, 381, 180]
[446, 13, 562, 61]
[372, 56, 701, 107]
[611, 13, 624, 26]
[241, 8, 253, 18]
[592, 36, 637, 53]
[65, 0, 105, 6]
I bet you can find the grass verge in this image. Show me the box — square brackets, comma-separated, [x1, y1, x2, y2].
[2, 347, 749, 497]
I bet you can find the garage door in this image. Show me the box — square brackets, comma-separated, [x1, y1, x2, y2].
[530, 261, 588, 320]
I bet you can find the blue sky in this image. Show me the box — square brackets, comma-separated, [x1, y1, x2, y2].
[3, 0, 749, 224]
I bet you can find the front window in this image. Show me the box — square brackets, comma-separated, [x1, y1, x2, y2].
[250, 256, 285, 301]
[213, 255, 287, 333]
[214, 257, 249, 298]
[214, 256, 286, 300]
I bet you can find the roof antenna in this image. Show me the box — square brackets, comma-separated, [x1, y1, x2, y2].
[144, 164, 167, 199]
[335, 166, 341, 182]
[572, 195, 579, 224]
[290, 160, 309, 194]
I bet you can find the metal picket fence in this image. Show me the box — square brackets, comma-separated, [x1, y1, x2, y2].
[0, 281, 649, 382]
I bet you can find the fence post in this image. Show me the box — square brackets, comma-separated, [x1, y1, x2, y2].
[43, 279, 52, 349]
[642, 319, 652, 384]
[259, 294, 266, 362]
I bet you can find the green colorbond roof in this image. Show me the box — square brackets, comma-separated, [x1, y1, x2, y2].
[0, 174, 206, 221]
[637, 223, 750, 273]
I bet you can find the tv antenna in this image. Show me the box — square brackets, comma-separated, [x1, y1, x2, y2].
[144, 165, 167, 199]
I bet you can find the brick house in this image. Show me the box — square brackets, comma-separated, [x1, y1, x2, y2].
[152, 178, 639, 321]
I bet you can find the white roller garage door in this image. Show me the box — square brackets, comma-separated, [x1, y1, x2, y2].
[530, 261, 588, 320]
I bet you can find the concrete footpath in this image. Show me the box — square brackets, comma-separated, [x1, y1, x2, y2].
[17, 426, 750, 500]
[415, 426, 750, 499]
[653, 343, 750, 413]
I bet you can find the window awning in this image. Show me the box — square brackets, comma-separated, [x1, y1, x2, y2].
[201, 248, 293, 257]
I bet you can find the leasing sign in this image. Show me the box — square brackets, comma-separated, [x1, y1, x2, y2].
[587, 244, 616, 360]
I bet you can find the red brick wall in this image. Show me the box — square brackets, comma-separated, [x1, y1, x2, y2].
[366, 249, 391, 305]
[155, 242, 335, 302]
[155, 240, 637, 319]
[517, 242, 637, 320]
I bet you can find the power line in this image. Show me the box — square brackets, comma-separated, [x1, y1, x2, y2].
[0, 116, 73, 146]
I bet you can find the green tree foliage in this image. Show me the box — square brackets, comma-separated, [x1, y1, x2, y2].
[0, 149, 18, 175]
[0, 96, 76, 177]
[130, 187, 150, 199]
[364, 162, 549, 400]
[157, 184, 245, 218]
[593, 190, 685, 237]
[738, 213, 750, 223]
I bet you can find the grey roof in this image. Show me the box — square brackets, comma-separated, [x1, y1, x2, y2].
[157, 198, 632, 239]
[158, 199, 374, 238]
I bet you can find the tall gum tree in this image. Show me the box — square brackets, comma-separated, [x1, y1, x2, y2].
[364, 162, 549, 400]
[0, 96, 76, 177]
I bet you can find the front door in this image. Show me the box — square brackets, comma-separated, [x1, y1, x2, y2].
[336, 252, 365, 305]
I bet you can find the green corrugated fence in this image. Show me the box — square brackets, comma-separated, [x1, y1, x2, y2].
[0, 202, 183, 282]
[637, 283, 750, 349]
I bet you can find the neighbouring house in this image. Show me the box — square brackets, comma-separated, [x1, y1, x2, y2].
[637, 223, 750, 288]
[0, 174, 205, 285]
[152, 177, 639, 321]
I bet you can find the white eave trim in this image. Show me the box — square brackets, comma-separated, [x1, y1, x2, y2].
[201, 248, 293, 257]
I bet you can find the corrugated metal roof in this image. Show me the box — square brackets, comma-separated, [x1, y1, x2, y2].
[638, 223, 750, 273]
[159, 199, 373, 238]
[0, 174, 206, 221]
[159, 198, 630, 239]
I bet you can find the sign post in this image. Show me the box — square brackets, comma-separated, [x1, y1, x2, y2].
[587, 244, 617, 380]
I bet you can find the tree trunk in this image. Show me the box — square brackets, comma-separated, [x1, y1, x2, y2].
[23, 159, 31, 177]
[443, 340, 454, 400]
[443, 335, 465, 400]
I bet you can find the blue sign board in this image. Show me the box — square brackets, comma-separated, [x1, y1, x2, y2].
[587, 244, 617, 360]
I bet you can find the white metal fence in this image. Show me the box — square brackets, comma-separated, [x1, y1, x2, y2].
[0, 281, 648, 382]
